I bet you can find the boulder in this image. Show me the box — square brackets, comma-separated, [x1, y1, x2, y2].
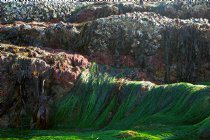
[0, 43, 89, 128]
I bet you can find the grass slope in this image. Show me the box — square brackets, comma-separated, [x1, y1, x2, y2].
[0, 64, 210, 139]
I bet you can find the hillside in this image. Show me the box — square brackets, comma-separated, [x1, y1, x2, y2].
[0, 1, 210, 140]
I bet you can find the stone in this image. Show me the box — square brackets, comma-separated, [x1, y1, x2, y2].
[0, 8, 209, 84]
[0, 43, 89, 128]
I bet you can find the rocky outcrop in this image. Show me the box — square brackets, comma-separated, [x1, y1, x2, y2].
[0, 43, 89, 128]
[0, 1, 91, 24]
[76, 12, 210, 83]
[1, 1, 209, 24]
[147, 1, 210, 20]
[70, 2, 143, 23]
[71, 1, 210, 23]
[0, 21, 79, 49]
[0, 12, 209, 83]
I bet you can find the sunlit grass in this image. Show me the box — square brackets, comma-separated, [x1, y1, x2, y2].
[1, 64, 209, 139]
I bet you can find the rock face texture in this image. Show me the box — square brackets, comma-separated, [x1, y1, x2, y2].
[0, 21, 78, 49]
[0, 43, 89, 128]
[71, 1, 210, 23]
[0, 1, 91, 24]
[76, 12, 210, 83]
[1, 12, 209, 83]
[1, 1, 209, 24]
[147, 1, 210, 20]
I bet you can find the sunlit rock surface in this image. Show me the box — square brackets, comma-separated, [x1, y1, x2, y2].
[1, 12, 209, 83]
[1, 1, 209, 24]
[0, 43, 89, 128]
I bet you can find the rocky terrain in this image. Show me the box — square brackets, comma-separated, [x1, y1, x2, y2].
[0, 43, 89, 128]
[0, 12, 209, 83]
[1, 1, 210, 24]
[0, 1, 210, 140]
[0, 1, 92, 23]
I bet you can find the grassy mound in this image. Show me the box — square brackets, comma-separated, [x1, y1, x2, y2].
[0, 64, 210, 139]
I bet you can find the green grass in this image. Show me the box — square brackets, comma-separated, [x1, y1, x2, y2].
[0, 128, 174, 140]
[197, 82, 210, 87]
[0, 64, 210, 139]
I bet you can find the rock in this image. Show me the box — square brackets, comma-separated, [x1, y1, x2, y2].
[145, 1, 210, 20]
[3, 1, 208, 24]
[0, 11, 209, 83]
[20, 24, 32, 30]
[0, 43, 89, 128]
[0, 115, 9, 128]
[75, 12, 210, 83]
[75, 9, 95, 23]
[0, 1, 90, 24]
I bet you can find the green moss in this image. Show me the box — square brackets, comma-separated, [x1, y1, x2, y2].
[1, 64, 210, 139]
[197, 82, 210, 86]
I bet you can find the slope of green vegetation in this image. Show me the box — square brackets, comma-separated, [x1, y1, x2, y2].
[198, 82, 210, 87]
[1, 64, 210, 139]
[0, 128, 174, 140]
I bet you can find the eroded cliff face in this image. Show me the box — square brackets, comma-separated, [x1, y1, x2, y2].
[0, 21, 78, 49]
[71, 1, 210, 23]
[161, 25, 210, 83]
[1, 12, 209, 83]
[0, 3, 210, 136]
[0, 43, 89, 128]
[76, 13, 210, 83]
[1, 1, 210, 24]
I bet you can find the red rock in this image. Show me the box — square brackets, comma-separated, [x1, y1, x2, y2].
[89, 53, 113, 65]
[48, 18, 61, 23]
[0, 43, 89, 92]
[148, 53, 163, 69]
[76, 9, 95, 23]
[120, 55, 135, 67]
[135, 70, 147, 81]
